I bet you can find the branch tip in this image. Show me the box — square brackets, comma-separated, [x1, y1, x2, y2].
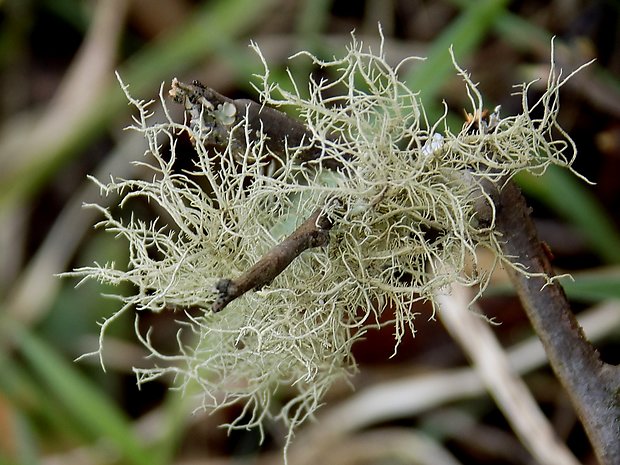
[212, 207, 334, 312]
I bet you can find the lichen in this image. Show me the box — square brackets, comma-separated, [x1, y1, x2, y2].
[68, 32, 589, 451]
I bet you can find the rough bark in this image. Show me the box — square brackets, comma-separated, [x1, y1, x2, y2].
[490, 180, 620, 465]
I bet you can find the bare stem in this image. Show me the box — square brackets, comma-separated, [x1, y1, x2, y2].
[491, 180, 620, 465]
[212, 207, 334, 312]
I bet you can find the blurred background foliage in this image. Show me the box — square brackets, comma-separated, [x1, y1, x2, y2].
[0, 0, 619, 464]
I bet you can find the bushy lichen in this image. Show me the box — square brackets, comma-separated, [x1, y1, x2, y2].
[69, 33, 588, 448]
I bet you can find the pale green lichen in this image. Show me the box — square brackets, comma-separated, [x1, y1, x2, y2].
[69, 33, 589, 449]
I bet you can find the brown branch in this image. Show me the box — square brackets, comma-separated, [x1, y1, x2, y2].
[169, 80, 342, 311]
[212, 207, 334, 312]
[170, 79, 344, 169]
[171, 79, 620, 461]
[488, 180, 620, 465]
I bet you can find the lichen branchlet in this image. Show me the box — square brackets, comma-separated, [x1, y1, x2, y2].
[68, 34, 590, 449]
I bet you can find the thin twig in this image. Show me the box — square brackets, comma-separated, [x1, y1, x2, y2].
[170, 79, 343, 169]
[170, 80, 342, 312]
[490, 180, 620, 465]
[212, 207, 334, 312]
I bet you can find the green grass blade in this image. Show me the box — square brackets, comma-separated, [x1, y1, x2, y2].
[487, 269, 620, 303]
[9, 323, 154, 465]
[443, 1, 620, 263]
[560, 270, 620, 302]
[120, 0, 279, 91]
[0, 0, 278, 210]
[404, 0, 509, 102]
[517, 167, 620, 264]
[0, 340, 83, 439]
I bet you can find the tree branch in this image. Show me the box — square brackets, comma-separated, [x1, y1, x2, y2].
[170, 79, 342, 312]
[169, 79, 344, 169]
[490, 180, 620, 465]
[171, 79, 619, 461]
[212, 207, 334, 312]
